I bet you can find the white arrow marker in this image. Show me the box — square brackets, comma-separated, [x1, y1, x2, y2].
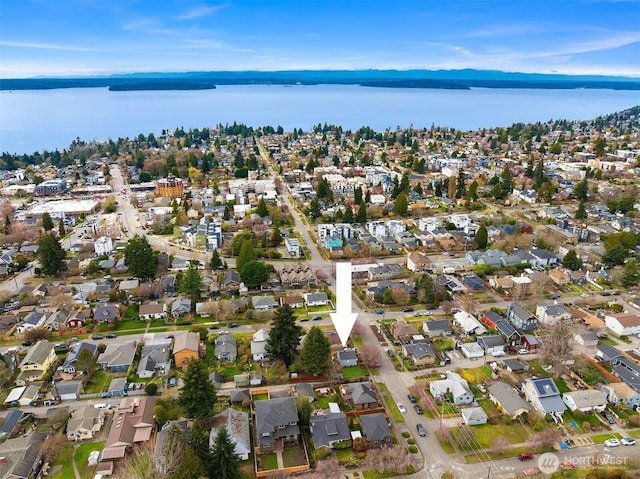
[330, 262, 358, 347]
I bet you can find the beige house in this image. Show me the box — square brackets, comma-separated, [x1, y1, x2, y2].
[67, 406, 105, 441]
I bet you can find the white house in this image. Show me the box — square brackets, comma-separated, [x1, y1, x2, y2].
[535, 302, 571, 326]
[562, 390, 607, 412]
[604, 313, 640, 336]
[453, 311, 487, 336]
[429, 371, 474, 405]
[251, 329, 269, 361]
[94, 236, 113, 256]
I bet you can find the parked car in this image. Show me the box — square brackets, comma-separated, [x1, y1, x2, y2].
[91, 334, 104, 340]
[396, 403, 406, 413]
[416, 423, 426, 437]
[622, 437, 636, 446]
[21, 341, 32, 347]
[402, 307, 414, 313]
[518, 453, 534, 461]
[407, 394, 417, 403]
[600, 410, 616, 425]
[604, 438, 620, 447]
[229, 322, 238, 328]
[300, 317, 309, 322]
[94, 403, 110, 409]
[387, 349, 395, 357]
[311, 316, 322, 321]
[517, 348, 529, 355]
[209, 325, 219, 329]
[477, 384, 487, 394]
[414, 404, 423, 414]
[165, 335, 174, 339]
[375, 309, 384, 315]
[106, 333, 117, 339]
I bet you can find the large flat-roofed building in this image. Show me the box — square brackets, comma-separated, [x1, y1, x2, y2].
[35, 179, 67, 196]
[157, 177, 184, 198]
[28, 199, 99, 217]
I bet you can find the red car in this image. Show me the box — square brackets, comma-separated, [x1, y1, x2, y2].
[519, 453, 534, 461]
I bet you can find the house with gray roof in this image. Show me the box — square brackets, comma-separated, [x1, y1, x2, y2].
[16, 309, 47, 333]
[98, 342, 136, 371]
[341, 382, 379, 410]
[562, 390, 607, 412]
[210, 408, 251, 460]
[0, 409, 25, 439]
[535, 302, 571, 326]
[524, 377, 566, 416]
[230, 389, 250, 405]
[54, 379, 83, 401]
[506, 303, 538, 331]
[502, 358, 530, 373]
[309, 412, 351, 449]
[251, 328, 269, 361]
[0, 431, 46, 479]
[215, 334, 237, 361]
[171, 297, 192, 317]
[461, 407, 488, 426]
[429, 371, 474, 405]
[304, 292, 329, 306]
[292, 383, 315, 400]
[337, 348, 358, 367]
[60, 341, 98, 374]
[66, 405, 105, 441]
[488, 381, 530, 418]
[360, 413, 392, 446]
[137, 340, 172, 378]
[252, 295, 276, 311]
[155, 420, 189, 474]
[477, 335, 506, 354]
[93, 304, 121, 323]
[254, 397, 300, 452]
[402, 341, 436, 366]
[422, 319, 452, 338]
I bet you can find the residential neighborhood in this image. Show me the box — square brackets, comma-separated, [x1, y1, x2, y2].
[1, 109, 640, 479]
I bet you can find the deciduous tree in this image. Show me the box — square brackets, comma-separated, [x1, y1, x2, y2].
[540, 320, 574, 378]
[239, 260, 268, 288]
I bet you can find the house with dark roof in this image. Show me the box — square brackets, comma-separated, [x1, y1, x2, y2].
[506, 303, 538, 331]
[535, 302, 571, 326]
[610, 355, 640, 392]
[0, 409, 25, 439]
[337, 348, 358, 367]
[254, 397, 300, 452]
[60, 341, 98, 374]
[292, 383, 315, 400]
[303, 292, 329, 306]
[529, 248, 559, 268]
[93, 304, 121, 323]
[210, 408, 251, 460]
[341, 382, 379, 410]
[16, 309, 47, 334]
[309, 412, 351, 449]
[595, 344, 622, 362]
[523, 377, 566, 416]
[429, 371, 474, 405]
[402, 341, 436, 366]
[215, 334, 237, 361]
[360, 413, 392, 446]
[137, 340, 172, 379]
[494, 319, 522, 345]
[98, 342, 136, 372]
[502, 358, 529, 373]
[0, 431, 46, 479]
[477, 335, 506, 354]
[562, 390, 608, 412]
[488, 382, 530, 418]
[171, 297, 192, 317]
[422, 319, 452, 338]
[230, 389, 251, 405]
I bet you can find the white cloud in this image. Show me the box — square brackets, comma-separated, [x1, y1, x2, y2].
[176, 4, 230, 20]
[0, 40, 97, 52]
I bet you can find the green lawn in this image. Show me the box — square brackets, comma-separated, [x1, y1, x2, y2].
[76, 441, 104, 478]
[626, 429, 640, 439]
[431, 338, 456, 352]
[313, 396, 332, 409]
[258, 453, 278, 471]
[84, 371, 112, 394]
[252, 393, 269, 401]
[383, 396, 405, 423]
[598, 336, 619, 346]
[591, 432, 623, 444]
[115, 319, 145, 331]
[123, 304, 139, 320]
[342, 366, 368, 378]
[282, 446, 307, 467]
[554, 379, 572, 394]
[452, 422, 531, 450]
[47, 444, 75, 479]
[437, 437, 456, 454]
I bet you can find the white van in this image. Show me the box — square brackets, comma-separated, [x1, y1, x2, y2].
[491, 350, 506, 357]
[94, 403, 110, 409]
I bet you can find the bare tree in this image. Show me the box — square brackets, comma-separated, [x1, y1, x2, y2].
[314, 457, 341, 479]
[492, 437, 510, 453]
[49, 293, 75, 312]
[540, 320, 575, 378]
[23, 327, 52, 342]
[119, 440, 164, 479]
[359, 344, 380, 368]
[459, 294, 477, 315]
[440, 301, 458, 315]
[391, 288, 411, 306]
[352, 320, 366, 339]
[41, 433, 67, 465]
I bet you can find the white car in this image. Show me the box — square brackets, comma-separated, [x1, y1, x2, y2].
[621, 437, 636, 446]
[604, 438, 621, 447]
[477, 384, 487, 393]
[397, 403, 406, 413]
[518, 348, 530, 355]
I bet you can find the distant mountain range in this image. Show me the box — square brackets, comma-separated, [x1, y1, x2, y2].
[1, 69, 639, 91]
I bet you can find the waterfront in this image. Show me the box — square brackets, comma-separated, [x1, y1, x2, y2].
[1, 84, 638, 154]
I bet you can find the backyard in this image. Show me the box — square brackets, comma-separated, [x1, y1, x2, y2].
[282, 444, 308, 467]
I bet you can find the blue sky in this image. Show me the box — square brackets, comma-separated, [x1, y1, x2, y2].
[1, 0, 639, 78]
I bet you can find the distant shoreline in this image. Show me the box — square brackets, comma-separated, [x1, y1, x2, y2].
[1, 69, 639, 91]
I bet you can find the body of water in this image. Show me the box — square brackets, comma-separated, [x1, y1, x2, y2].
[1, 84, 638, 154]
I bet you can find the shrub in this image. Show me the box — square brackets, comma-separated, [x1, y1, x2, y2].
[408, 445, 418, 454]
[313, 447, 331, 462]
[503, 416, 513, 425]
[627, 414, 640, 427]
[144, 383, 158, 396]
[532, 420, 546, 432]
[407, 438, 416, 445]
[582, 421, 591, 431]
[401, 431, 411, 439]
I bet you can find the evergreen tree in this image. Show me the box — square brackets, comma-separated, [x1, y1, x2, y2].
[179, 263, 203, 302]
[413, 182, 423, 197]
[573, 180, 588, 202]
[575, 201, 587, 219]
[41, 212, 54, 231]
[300, 326, 331, 375]
[393, 192, 409, 216]
[455, 169, 466, 199]
[562, 249, 583, 271]
[307, 198, 322, 220]
[500, 167, 513, 197]
[354, 186, 363, 204]
[209, 249, 223, 269]
[533, 159, 545, 189]
[365, 190, 371, 203]
[38, 233, 66, 275]
[356, 201, 367, 224]
[399, 173, 410, 193]
[343, 204, 354, 224]
[317, 178, 333, 202]
[256, 197, 268, 217]
[236, 239, 257, 272]
[266, 304, 303, 366]
[472, 225, 488, 249]
[270, 225, 282, 246]
[210, 427, 240, 479]
[58, 218, 65, 236]
[124, 235, 158, 281]
[179, 359, 217, 419]
[434, 181, 443, 197]
[623, 259, 640, 288]
[390, 175, 400, 199]
[466, 180, 479, 201]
